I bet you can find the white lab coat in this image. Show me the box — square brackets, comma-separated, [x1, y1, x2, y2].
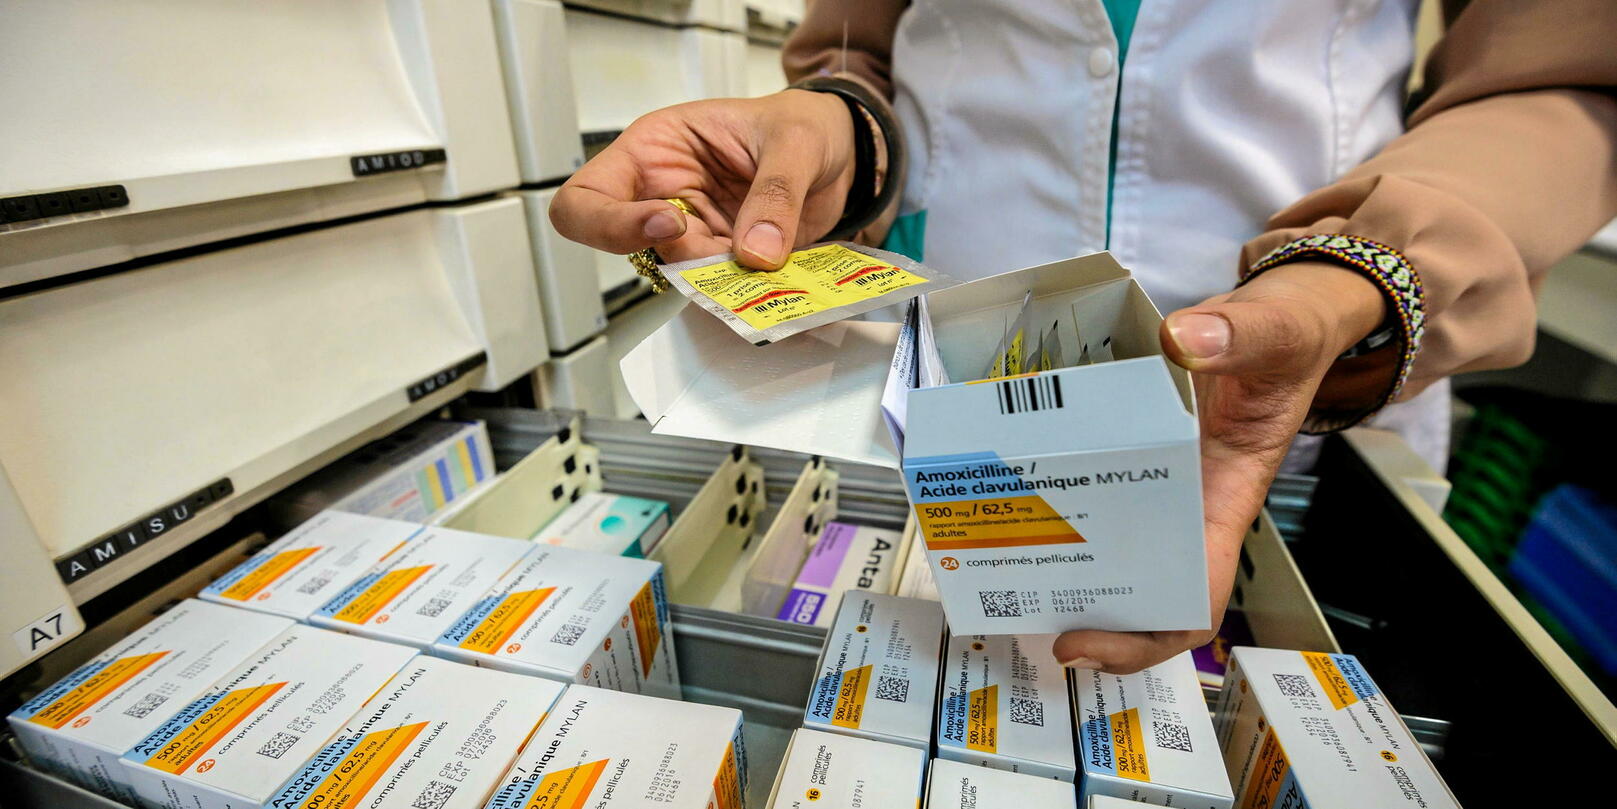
[889, 0, 1448, 472]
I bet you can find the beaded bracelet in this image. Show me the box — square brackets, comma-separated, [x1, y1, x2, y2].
[1242, 234, 1426, 433]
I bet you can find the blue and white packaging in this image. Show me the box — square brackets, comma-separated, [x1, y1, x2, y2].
[533, 491, 670, 557]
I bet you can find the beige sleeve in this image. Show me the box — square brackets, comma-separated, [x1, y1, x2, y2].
[1243, 0, 1617, 400]
[782, 0, 910, 245]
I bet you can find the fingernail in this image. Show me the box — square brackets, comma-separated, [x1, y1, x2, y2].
[643, 209, 683, 241]
[742, 222, 786, 265]
[1169, 313, 1231, 359]
[1059, 656, 1104, 671]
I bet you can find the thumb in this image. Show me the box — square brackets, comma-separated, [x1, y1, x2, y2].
[1160, 299, 1330, 380]
[731, 141, 819, 270]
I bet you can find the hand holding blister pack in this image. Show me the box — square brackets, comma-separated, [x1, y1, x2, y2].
[660, 242, 956, 344]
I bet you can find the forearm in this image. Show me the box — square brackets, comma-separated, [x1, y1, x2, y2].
[782, 0, 909, 245]
[1244, 0, 1617, 417]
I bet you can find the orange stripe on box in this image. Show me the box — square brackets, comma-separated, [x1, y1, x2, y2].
[219, 547, 320, 601]
[30, 652, 170, 729]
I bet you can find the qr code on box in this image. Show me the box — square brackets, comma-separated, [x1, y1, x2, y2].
[1009, 697, 1044, 726]
[874, 676, 909, 703]
[550, 623, 587, 646]
[296, 576, 332, 596]
[416, 597, 453, 618]
[1274, 673, 1314, 698]
[257, 732, 299, 759]
[979, 590, 1022, 618]
[411, 780, 457, 809]
[1153, 720, 1193, 752]
[122, 692, 169, 720]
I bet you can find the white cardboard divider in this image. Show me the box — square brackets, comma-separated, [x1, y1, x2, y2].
[649, 447, 768, 607]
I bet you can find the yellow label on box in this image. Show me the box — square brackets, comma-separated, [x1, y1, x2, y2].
[629, 581, 662, 679]
[967, 684, 998, 753]
[1302, 652, 1360, 711]
[1239, 727, 1294, 809]
[915, 495, 1086, 550]
[678, 244, 927, 330]
[1109, 707, 1151, 782]
[219, 547, 320, 601]
[458, 587, 555, 654]
[712, 741, 744, 809]
[833, 664, 873, 729]
[144, 682, 287, 774]
[302, 722, 428, 806]
[334, 565, 433, 625]
[524, 758, 609, 809]
[29, 652, 169, 730]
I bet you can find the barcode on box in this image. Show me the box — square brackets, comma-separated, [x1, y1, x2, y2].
[550, 623, 587, 646]
[874, 676, 910, 703]
[411, 779, 457, 809]
[1009, 697, 1044, 726]
[257, 731, 299, 759]
[416, 597, 453, 618]
[1153, 720, 1193, 752]
[1273, 673, 1314, 698]
[979, 590, 1022, 617]
[122, 692, 169, 720]
[996, 375, 1063, 415]
[296, 576, 332, 596]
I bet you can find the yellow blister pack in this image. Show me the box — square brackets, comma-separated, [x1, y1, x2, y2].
[662, 242, 955, 344]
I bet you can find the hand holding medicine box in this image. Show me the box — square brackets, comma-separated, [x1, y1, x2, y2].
[765, 728, 926, 809]
[6, 600, 293, 805]
[624, 251, 1208, 636]
[533, 491, 670, 557]
[938, 633, 1077, 781]
[270, 657, 565, 809]
[483, 685, 746, 809]
[804, 592, 945, 750]
[309, 524, 534, 650]
[1072, 652, 1233, 809]
[777, 521, 904, 627]
[1214, 647, 1460, 809]
[433, 544, 680, 699]
[200, 511, 424, 620]
[119, 626, 418, 809]
[927, 758, 1079, 809]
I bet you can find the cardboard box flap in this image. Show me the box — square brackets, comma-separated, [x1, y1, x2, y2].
[621, 302, 902, 468]
[905, 356, 1197, 461]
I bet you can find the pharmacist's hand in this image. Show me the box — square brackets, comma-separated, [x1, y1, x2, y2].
[1053, 262, 1385, 674]
[549, 90, 856, 270]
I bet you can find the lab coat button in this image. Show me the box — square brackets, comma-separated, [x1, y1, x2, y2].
[1089, 47, 1115, 77]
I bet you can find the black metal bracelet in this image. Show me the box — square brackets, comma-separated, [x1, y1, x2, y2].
[789, 76, 905, 241]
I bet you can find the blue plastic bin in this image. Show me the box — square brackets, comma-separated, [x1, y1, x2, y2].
[1508, 485, 1617, 676]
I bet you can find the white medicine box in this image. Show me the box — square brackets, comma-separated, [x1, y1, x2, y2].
[624, 251, 1208, 636]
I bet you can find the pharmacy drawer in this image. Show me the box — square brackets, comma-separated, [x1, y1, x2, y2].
[1290, 430, 1617, 804]
[746, 42, 789, 96]
[2, 0, 524, 288]
[566, 9, 749, 137]
[0, 201, 547, 607]
[537, 335, 618, 414]
[569, 0, 747, 33]
[508, 188, 609, 351]
[491, 0, 588, 184]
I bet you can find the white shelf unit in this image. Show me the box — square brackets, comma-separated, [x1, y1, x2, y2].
[0, 0, 554, 289]
[508, 187, 610, 352]
[566, 7, 749, 137]
[567, 0, 747, 33]
[0, 199, 547, 611]
[493, 0, 589, 184]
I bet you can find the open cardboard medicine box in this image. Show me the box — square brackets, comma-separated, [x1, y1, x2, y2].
[625, 252, 1210, 635]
